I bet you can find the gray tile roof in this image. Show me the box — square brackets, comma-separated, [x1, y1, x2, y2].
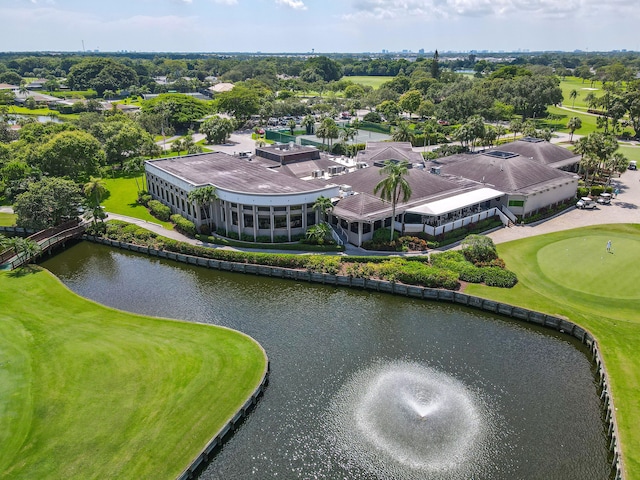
[428, 147, 577, 194]
[495, 139, 580, 167]
[356, 142, 424, 165]
[147, 152, 330, 194]
[325, 165, 480, 221]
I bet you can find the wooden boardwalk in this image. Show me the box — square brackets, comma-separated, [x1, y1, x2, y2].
[0, 220, 85, 270]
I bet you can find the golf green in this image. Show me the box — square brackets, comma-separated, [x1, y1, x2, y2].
[537, 235, 640, 299]
[466, 224, 640, 480]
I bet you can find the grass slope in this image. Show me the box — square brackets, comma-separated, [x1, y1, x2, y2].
[0, 268, 267, 479]
[466, 224, 640, 479]
[102, 174, 173, 229]
[0, 212, 16, 227]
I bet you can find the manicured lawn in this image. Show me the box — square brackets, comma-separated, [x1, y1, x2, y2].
[559, 76, 603, 110]
[101, 174, 174, 229]
[544, 105, 601, 135]
[0, 212, 16, 227]
[617, 144, 640, 163]
[0, 268, 267, 479]
[343, 75, 395, 89]
[466, 224, 640, 480]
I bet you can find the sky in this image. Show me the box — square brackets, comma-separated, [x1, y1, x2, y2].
[1, 0, 639, 54]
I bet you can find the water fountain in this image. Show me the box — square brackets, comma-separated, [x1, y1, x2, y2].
[327, 360, 496, 479]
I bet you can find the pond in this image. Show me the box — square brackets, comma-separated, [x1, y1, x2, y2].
[41, 242, 610, 480]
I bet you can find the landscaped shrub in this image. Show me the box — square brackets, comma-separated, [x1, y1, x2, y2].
[398, 236, 429, 251]
[576, 186, 589, 198]
[458, 265, 485, 283]
[170, 214, 196, 237]
[304, 255, 341, 274]
[374, 259, 460, 290]
[460, 234, 498, 264]
[590, 185, 605, 196]
[482, 267, 518, 288]
[138, 194, 152, 206]
[147, 200, 171, 221]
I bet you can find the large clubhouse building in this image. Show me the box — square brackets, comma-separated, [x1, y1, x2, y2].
[145, 139, 580, 246]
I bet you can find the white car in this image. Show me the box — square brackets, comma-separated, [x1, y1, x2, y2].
[576, 197, 597, 209]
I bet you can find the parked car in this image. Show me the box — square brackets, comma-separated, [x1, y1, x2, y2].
[576, 197, 597, 209]
[629, 161, 637, 170]
[597, 193, 612, 205]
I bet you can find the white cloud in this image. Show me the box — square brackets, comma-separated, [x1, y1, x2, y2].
[275, 0, 307, 10]
[344, 0, 637, 21]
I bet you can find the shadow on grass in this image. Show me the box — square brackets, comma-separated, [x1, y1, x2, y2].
[8, 264, 40, 277]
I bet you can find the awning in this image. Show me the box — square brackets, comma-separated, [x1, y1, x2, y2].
[406, 187, 504, 216]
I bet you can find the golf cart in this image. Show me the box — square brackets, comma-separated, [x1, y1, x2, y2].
[629, 161, 637, 171]
[576, 197, 597, 209]
[597, 193, 612, 205]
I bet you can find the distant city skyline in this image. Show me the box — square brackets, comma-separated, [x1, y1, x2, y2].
[1, 0, 639, 54]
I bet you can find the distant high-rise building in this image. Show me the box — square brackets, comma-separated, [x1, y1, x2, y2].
[418, 48, 424, 54]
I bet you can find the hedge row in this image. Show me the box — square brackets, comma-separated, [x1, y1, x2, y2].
[170, 214, 196, 237]
[94, 221, 516, 289]
[148, 200, 171, 222]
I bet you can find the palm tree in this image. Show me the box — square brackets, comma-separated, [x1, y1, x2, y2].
[373, 160, 412, 242]
[392, 121, 415, 143]
[509, 119, 523, 141]
[305, 223, 332, 245]
[494, 125, 507, 144]
[312, 195, 333, 223]
[123, 157, 146, 194]
[83, 177, 109, 225]
[567, 117, 582, 142]
[606, 152, 628, 185]
[350, 118, 361, 142]
[188, 186, 218, 233]
[302, 115, 315, 135]
[569, 89, 579, 108]
[287, 118, 297, 135]
[340, 127, 356, 147]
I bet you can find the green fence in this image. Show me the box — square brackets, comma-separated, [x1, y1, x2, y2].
[265, 130, 297, 144]
[351, 120, 392, 134]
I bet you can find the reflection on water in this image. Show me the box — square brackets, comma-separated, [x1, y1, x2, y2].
[42, 242, 609, 480]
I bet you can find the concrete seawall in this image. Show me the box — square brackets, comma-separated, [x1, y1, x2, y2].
[83, 236, 624, 480]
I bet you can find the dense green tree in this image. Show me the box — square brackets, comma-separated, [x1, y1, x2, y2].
[33, 130, 104, 181]
[302, 56, 342, 82]
[14, 177, 83, 229]
[92, 118, 156, 167]
[373, 160, 412, 242]
[200, 116, 235, 144]
[214, 86, 260, 123]
[376, 100, 400, 122]
[67, 58, 138, 95]
[398, 89, 422, 118]
[0, 71, 22, 85]
[142, 94, 211, 130]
